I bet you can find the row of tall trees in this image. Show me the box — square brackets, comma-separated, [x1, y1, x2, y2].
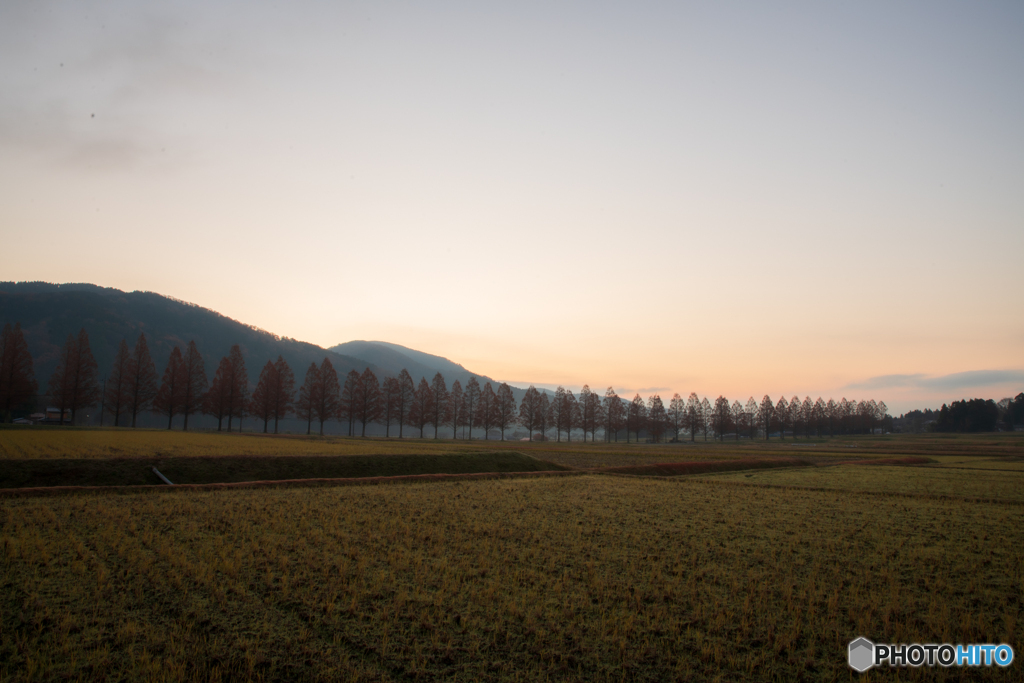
[515, 387, 888, 442]
[333, 369, 519, 440]
[2, 322, 893, 438]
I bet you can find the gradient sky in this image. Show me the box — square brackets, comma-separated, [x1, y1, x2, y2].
[2, 1, 1022, 414]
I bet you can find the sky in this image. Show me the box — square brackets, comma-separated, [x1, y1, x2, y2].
[1, 0, 1022, 415]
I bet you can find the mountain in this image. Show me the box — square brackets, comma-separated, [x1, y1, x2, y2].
[328, 340, 501, 391]
[0, 282, 535, 430]
[0, 282, 384, 412]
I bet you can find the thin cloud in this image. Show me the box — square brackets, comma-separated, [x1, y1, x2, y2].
[0, 2, 235, 171]
[845, 370, 1024, 392]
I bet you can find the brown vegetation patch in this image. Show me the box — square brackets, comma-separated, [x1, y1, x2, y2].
[0, 468, 583, 498]
[598, 456, 810, 476]
[842, 456, 932, 466]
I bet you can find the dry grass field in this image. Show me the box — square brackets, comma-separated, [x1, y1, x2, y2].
[700, 464, 1024, 504]
[1, 428, 1022, 681]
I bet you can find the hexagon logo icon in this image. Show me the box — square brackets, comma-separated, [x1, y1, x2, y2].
[848, 637, 875, 672]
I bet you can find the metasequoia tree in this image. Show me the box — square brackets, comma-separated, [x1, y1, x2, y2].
[731, 400, 745, 441]
[353, 368, 381, 437]
[876, 401, 888, 434]
[681, 393, 699, 442]
[812, 398, 826, 437]
[464, 377, 480, 439]
[447, 380, 465, 438]
[518, 386, 542, 440]
[798, 397, 813, 438]
[586, 388, 604, 442]
[125, 333, 157, 428]
[788, 395, 802, 438]
[626, 394, 646, 443]
[270, 356, 295, 434]
[47, 335, 76, 426]
[825, 398, 838, 436]
[296, 362, 321, 435]
[430, 373, 448, 439]
[603, 388, 624, 442]
[712, 396, 731, 440]
[495, 382, 516, 440]
[839, 398, 854, 434]
[536, 392, 551, 440]
[340, 370, 360, 436]
[250, 360, 276, 433]
[565, 390, 580, 442]
[774, 396, 789, 439]
[382, 376, 399, 437]
[758, 395, 774, 440]
[410, 377, 433, 438]
[224, 345, 249, 432]
[667, 393, 684, 442]
[179, 341, 208, 431]
[549, 387, 569, 442]
[205, 357, 232, 431]
[699, 397, 711, 441]
[315, 358, 340, 436]
[0, 322, 36, 422]
[745, 397, 759, 439]
[476, 382, 497, 440]
[395, 369, 415, 438]
[47, 329, 100, 426]
[859, 399, 879, 434]
[153, 346, 185, 430]
[647, 395, 667, 443]
[578, 385, 596, 441]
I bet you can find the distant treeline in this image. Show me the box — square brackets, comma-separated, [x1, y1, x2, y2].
[5, 322, 995, 440]
[894, 395, 1024, 433]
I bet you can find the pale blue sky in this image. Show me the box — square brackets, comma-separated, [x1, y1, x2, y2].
[2, 1, 1022, 412]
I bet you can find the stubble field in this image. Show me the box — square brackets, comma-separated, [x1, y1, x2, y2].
[1, 428, 1022, 681]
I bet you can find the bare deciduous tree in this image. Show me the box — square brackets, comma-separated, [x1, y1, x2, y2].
[430, 373, 448, 439]
[179, 341, 208, 431]
[647, 394, 667, 443]
[0, 323, 36, 422]
[495, 382, 516, 440]
[313, 358, 340, 436]
[297, 362, 321, 435]
[153, 347, 185, 430]
[104, 339, 131, 426]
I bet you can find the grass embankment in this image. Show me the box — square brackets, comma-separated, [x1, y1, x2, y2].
[0, 452, 565, 489]
[2, 475, 1021, 682]
[0, 428, 505, 460]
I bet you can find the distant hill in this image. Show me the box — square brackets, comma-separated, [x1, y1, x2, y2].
[328, 340, 505, 392]
[0, 282, 534, 431]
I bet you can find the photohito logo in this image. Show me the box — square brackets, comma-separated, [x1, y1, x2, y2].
[848, 637, 1014, 671]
